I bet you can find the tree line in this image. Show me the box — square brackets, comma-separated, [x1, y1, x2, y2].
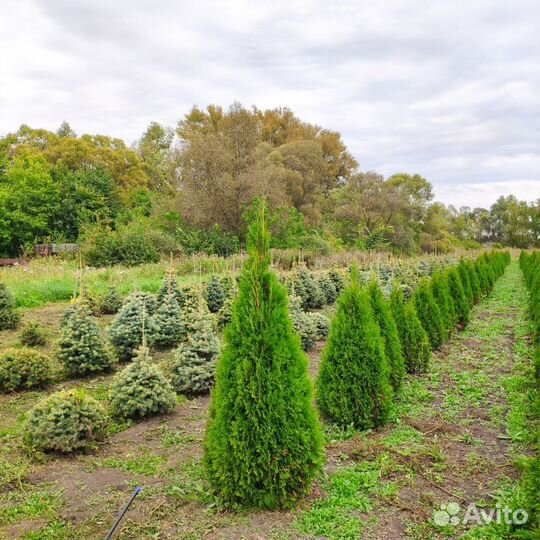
[0, 103, 538, 260]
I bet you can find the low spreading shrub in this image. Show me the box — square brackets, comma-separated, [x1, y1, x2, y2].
[0, 348, 53, 391]
[19, 322, 47, 347]
[24, 390, 108, 453]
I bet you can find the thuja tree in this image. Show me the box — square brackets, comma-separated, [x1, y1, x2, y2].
[430, 272, 455, 335]
[368, 280, 405, 391]
[317, 269, 393, 429]
[446, 268, 470, 326]
[57, 304, 114, 376]
[390, 287, 430, 374]
[204, 203, 323, 509]
[413, 279, 446, 350]
[465, 260, 482, 304]
[457, 261, 474, 307]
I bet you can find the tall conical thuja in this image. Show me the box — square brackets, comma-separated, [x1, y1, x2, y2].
[204, 203, 323, 509]
[317, 268, 393, 429]
[390, 287, 430, 374]
[368, 280, 405, 391]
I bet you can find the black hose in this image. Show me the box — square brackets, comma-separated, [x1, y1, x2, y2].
[105, 486, 142, 540]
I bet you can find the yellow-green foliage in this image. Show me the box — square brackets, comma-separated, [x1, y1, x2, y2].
[0, 348, 53, 392]
[204, 204, 324, 509]
[24, 390, 108, 453]
[19, 321, 47, 347]
[317, 270, 393, 429]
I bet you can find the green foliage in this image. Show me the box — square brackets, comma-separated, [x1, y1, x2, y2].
[293, 266, 325, 309]
[216, 294, 234, 330]
[204, 203, 324, 509]
[157, 274, 184, 307]
[328, 269, 345, 295]
[289, 294, 318, 351]
[109, 346, 176, 419]
[109, 292, 157, 361]
[311, 312, 331, 340]
[413, 279, 446, 350]
[0, 282, 20, 330]
[446, 267, 470, 326]
[175, 223, 240, 257]
[151, 292, 185, 349]
[430, 272, 455, 335]
[318, 273, 338, 304]
[24, 390, 108, 453]
[0, 154, 60, 256]
[19, 322, 47, 347]
[317, 270, 393, 429]
[99, 285, 123, 314]
[167, 311, 220, 395]
[465, 260, 482, 304]
[81, 221, 161, 267]
[390, 287, 430, 374]
[368, 280, 405, 391]
[204, 276, 225, 313]
[0, 348, 53, 392]
[457, 260, 474, 306]
[57, 304, 114, 376]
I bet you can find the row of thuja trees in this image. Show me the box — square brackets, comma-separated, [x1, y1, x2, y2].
[204, 205, 510, 508]
[2, 202, 510, 507]
[517, 252, 540, 535]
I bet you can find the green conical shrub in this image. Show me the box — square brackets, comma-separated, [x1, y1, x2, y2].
[413, 279, 446, 350]
[24, 389, 108, 453]
[457, 261, 474, 306]
[99, 286, 123, 314]
[368, 280, 405, 391]
[204, 203, 324, 509]
[19, 322, 47, 347]
[109, 292, 158, 361]
[216, 294, 234, 330]
[167, 310, 220, 395]
[289, 294, 318, 351]
[328, 269, 345, 295]
[205, 276, 225, 313]
[318, 273, 338, 305]
[430, 272, 455, 334]
[446, 268, 470, 326]
[109, 345, 176, 419]
[465, 261, 482, 304]
[294, 267, 325, 309]
[58, 304, 114, 376]
[0, 282, 20, 330]
[151, 292, 186, 349]
[317, 269, 393, 429]
[390, 288, 430, 374]
[157, 273, 184, 307]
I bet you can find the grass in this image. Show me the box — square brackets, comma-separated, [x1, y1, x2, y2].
[1, 258, 537, 540]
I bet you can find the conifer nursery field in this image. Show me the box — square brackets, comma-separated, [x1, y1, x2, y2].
[0, 240, 538, 540]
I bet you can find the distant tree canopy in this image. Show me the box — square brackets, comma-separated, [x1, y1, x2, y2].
[0, 105, 538, 258]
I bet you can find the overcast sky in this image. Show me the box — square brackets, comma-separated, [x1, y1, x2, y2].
[1, 0, 539, 209]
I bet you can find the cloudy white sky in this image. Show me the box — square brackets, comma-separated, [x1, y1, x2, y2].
[1, 0, 539, 209]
